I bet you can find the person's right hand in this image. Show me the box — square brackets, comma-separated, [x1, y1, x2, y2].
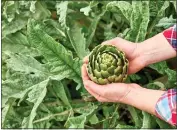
[84, 32, 177, 74]
[84, 37, 146, 74]
[102, 37, 145, 74]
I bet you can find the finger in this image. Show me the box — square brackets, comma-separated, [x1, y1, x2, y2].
[128, 57, 146, 74]
[85, 85, 109, 102]
[83, 80, 108, 97]
[83, 56, 89, 64]
[102, 38, 129, 57]
[102, 38, 136, 60]
[81, 64, 89, 80]
[102, 40, 115, 46]
[102, 37, 121, 46]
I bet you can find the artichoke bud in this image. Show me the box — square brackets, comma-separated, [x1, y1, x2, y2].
[87, 45, 129, 85]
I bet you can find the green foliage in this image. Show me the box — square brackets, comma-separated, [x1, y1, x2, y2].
[156, 15, 176, 29]
[2, 0, 176, 129]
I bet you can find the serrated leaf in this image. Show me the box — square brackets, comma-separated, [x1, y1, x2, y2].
[156, 117, 173, 129]
[2, 73, 41, 107]
[27, 19, 82, 85]
[43, 19, 66, 38]
[129, 74, 141, 81]
[2, 78, 49, 128]
[149, 62, 176, 89]
[2, 1, 19, 22]
[31, 1, 51, 20]
[80, 6, 91, 16]
[5, 52, 48, 76]
[2, 99, 16, 128]
[2, 50, 66, 108]
[80, 1, 98, 16]
[56, 1, 68, 28]
[2, 32, 39, 57]
[86, 11, 105, 48]
[156, 15, 176, 29]
[125, 1, 150, 42]
[30, 1, 36, 13]
[33, 121, 51, 129]
[67, 104, 98, 128]
[149, 1, 166, 17]
[106, 1, 132, 24]
[149, 61, 168, 75]
[104, 22, 117, 41]
[165, 68, 176, 82]
[102, 105, 120, 128]
[107, 1, 150, 42]
[89, 114, 99, 125]
[3, 31, 29, 46]
[2, 15, 28, 38]
[141, 112, 156, 128]
[2, 52, 48, 106]
[147, 81, 165, 90]
[147, 1, 170, 36]
[50, 80, 71, 107]
[67, 23, 88, 59]
[33, 106, 69, 124]
[155, 1, 169, 18]
[18, 1, 31, 8]
[171, 1, 176, 11]
[134, 1, 149, 42]
[2, 99, 25, 128]
[65, 114, 86, 128]
[22, 79, 49, 128]
[128, 106, 142, 128]
[165, 68, 177, 89]
[74, 104, 98, 115]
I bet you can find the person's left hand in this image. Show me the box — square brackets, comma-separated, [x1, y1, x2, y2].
[81, 63, 139, 103]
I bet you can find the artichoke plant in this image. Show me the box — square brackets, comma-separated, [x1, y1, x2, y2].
[87, 45, 129, 85]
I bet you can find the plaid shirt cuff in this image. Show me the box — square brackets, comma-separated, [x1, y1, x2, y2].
[163, 25, 177, 51]
[155, 89, 177, 126]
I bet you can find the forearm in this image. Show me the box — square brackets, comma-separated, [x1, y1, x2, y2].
[137, 33, 176, 66]
[123, 84, 165, 116]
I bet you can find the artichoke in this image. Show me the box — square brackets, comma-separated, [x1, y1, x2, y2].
[87, 45, 129, 85]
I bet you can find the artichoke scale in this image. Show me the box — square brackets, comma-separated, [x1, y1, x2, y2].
[87, 44, 129, 85]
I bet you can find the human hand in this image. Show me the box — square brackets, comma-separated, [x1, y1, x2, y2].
[84, 33, 176, 75]
[84, 37, 145, 74]
[82, 64, 165, 116]
[81, 37, 144, 103]
[81, 63, 140, 103]
[81, 35, 170, 116]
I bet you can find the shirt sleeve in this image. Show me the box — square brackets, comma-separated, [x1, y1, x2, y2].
[155, 89, 177, 126]
[162, 24, 177, 51]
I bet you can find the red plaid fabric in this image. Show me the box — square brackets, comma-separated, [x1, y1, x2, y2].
[155, 25, 177, 126]
[155, 89, 177, 126]
[163, 25, 177, 51]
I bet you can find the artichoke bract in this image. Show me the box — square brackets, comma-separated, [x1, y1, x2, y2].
[87, 45, 129, 85]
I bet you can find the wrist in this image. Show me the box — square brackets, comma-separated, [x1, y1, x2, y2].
[121, 83, 142, 105]
[136, 33, 176, 66]
[123, 84, 165, 115]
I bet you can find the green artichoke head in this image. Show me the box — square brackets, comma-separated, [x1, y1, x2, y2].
[87, 45, 129, 85]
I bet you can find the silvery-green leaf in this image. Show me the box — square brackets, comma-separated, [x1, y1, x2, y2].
[22, 79, 49, 128]
[67, 23, 88, 59]
[56, 1, 68, 29]
[27, 19, 82, 86]
[156, 15, 176, 29]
